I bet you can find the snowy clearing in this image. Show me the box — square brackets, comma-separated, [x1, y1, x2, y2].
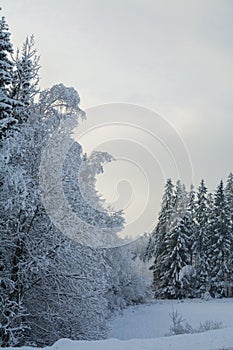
[109, 298, 233, 339]
[4, 327, 233, 350]
[4, 299, 233, 350]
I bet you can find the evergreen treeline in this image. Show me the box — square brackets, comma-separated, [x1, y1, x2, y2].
[0, 13, 147, 347]
[146, 176, 233, 299]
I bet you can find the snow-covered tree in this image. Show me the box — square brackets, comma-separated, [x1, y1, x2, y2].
[0, 81, 87, 346]
[11, 35, 40, 124]
[162, 217, 191, 299]
[103, 245, 148, 314]
[154, 181, 190, 298]
[149, 179, 174, 294]
[193, 180, 210, 296]
[1, 72, 145, 346]
[0, 9, 147, 346]
[225, 173, 233, 229]
[209, 180, 232, 297]
[0, 15, 16, 139]
[225, 173, 233, 296]
[145, 180, 174, 262]
[0, 30, 42, 341]
[188, 184, 197, 266]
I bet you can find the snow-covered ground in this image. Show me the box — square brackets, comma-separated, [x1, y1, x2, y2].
[109, 298, 233, 339]
[4, 299, 233, 350]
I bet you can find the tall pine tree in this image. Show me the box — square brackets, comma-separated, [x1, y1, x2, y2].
[159, 181, 190, 298]
[209, 180, 232, 297]
[0, 14, 16, 139]
[11, 35, 40, 124]
[194, 180, 209, 296]
[225, 173, 233, 296]
[150, 181, 191, 298]
[150, 179, 174, 296]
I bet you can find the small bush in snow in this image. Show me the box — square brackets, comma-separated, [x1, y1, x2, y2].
[167, 309, 223, 336]
[198, 320, 223, 332]
[168, 309, 194, 335]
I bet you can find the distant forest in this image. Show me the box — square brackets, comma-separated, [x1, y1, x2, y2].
[145, 176, 233, 299]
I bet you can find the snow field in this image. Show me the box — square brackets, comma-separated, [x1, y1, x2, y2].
[4, 299, 233, 350]
[4, 327, 233, 350]
[109, 298, 233, 339]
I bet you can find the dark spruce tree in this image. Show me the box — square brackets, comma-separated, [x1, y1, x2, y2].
[225, 173, 233, 297]
[178, 184, 198, 298]
[209, 180, 232, 297]
[193, 180, 209, 297]
[0, 14, 16, 139]
[225, 173, 233, 230]
[149, 179, 174, 297]
[158, 181, 190, 299]
[188, 184, 197, 267]
[11, 35, 40, 124]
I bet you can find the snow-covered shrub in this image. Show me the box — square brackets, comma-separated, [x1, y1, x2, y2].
[103, 245, 149, 316]
[167, 309, 223, 336]
[198, 320, 223, 332]
[168, 309, 194, 335]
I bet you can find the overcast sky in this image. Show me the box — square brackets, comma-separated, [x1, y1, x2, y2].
[2, 0, 233, 238]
